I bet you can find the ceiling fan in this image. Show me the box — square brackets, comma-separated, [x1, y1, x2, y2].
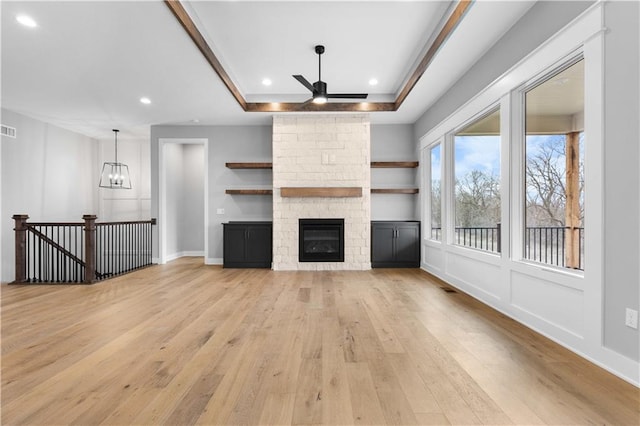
[293, 45, 368, 105]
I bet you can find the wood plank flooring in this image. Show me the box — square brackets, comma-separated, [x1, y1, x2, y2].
[2, 257, 638, 425]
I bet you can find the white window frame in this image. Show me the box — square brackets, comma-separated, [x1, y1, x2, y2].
[448, 104, 502, 256]
[425, 140, 444, 243]
[513, 53, 586, 275]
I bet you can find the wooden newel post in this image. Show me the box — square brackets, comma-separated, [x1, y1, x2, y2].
[83, 215, 97, 283]
[13, 214, 29, 283]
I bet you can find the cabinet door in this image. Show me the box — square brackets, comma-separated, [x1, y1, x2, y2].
[371, 223, 396, 266]
[395, 223, 420, 266]
[246, 225, 272, 267]
[224, 225, 247, 266]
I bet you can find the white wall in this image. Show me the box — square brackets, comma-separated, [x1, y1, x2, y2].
[0, 109, 99, 283]
[99, 137, 151, 221]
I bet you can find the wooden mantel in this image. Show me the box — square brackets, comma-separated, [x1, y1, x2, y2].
[280, 187, 363, 198]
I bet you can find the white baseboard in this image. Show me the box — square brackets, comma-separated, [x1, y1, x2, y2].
[206, 258, 223, 265]
[182, 251, 205, 257]
[420, 265, 640, 387]
[164, 251, 205, 263]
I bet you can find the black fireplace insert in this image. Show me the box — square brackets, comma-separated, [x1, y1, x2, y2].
[299, 218, 344, 262]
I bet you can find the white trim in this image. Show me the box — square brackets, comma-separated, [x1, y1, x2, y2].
[581, 7, 606, 373]
[422, 264, 638, 387]
[158, 138, 209, 265]
[419, 2, 605, 148]
[419, 3, 638, 386]
[182, 251, 205, 257]
[205, 257, 223, 265]
[165, 251, 205, 262]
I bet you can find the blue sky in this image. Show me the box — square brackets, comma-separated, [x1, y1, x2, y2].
[454, 136, 501, 179]
[431, 134, 579, 181]
[429, 136, 501, 182]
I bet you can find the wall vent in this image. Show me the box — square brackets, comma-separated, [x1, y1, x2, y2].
[1, 124, 17, 138]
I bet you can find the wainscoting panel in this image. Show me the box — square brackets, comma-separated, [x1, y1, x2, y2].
[511, 270, 584, 337]
[445, 251, 502, 300]
[423, 244, 443, 273]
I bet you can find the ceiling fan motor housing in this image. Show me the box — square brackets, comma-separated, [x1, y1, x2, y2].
[313, 80, 327, 96]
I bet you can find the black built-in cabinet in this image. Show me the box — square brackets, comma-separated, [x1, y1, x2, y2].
[223, 222, 272, 268]
[371, 221, 420, 268]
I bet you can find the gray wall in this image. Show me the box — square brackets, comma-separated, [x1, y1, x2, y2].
[1, 109, 99, 283]
[151, 123, 418, 261]
[164, 143, 183, 257]
[413, 0, 639, 363]
[162, 143, 204, 258]
[414, 0, 594, 138]
[181, 144, 205, 252]
[602, 0, 640, 360]
[150, 125, 273, 262]
[371, 124, 419, 220]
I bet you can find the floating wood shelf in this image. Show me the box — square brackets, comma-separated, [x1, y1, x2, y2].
[371, 188, 419, 194]
[280, 187, 363, 198]
[225, 162, 273, 169]
[371, 161, 419, 168]
[225, 189, 273, 195]
[226, 161, 417, 169]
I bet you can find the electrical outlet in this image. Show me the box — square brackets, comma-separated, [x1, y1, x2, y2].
[216, 208, 225, 215]
[625, 308, 638, 329]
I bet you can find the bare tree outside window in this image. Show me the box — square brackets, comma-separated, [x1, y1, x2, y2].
[453, 109, 501, 253]
[430, 144, 442, 240]
[525, 59, 584, 270]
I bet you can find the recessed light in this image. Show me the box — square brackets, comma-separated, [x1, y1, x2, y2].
[16, 14, 37, 28]
[262, 78, 272, 86]
[368, 78, 378, 86]
[140, 97, 151, 105]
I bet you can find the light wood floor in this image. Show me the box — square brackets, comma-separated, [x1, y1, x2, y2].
[2, 258, 638, 425]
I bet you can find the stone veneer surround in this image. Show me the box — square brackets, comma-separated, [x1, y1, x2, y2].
[272, 114, 371, 270]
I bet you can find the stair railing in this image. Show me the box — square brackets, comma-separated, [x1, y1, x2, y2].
[13, 214, 156, 284]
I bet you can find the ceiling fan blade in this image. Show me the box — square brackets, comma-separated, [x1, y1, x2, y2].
[298, 98, 314, 108]
[293, 75, 315, 92]
[327, 93, 368, 99]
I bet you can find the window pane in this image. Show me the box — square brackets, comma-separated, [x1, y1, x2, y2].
[430, 144, 441, 240]
[524, 59, 584, 270]
[454, 109, 501, 252]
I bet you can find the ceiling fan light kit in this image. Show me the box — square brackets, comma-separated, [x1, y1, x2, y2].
[293, 45, 368, 106]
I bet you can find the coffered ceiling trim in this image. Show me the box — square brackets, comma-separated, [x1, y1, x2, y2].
[165, 0, 473, 113]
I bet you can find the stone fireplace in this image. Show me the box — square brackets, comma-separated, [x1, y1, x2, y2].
[272, 114, 371, 271]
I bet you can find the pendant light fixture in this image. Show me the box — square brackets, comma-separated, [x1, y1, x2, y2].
[99, 129, 131, 189]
